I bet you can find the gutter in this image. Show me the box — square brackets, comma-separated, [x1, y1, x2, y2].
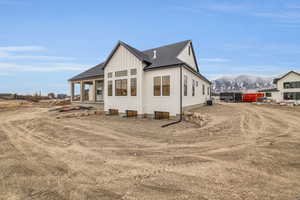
[162, 65, 183, 128]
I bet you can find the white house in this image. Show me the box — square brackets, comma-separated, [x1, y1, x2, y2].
[259, 71, 300, 103]
[69, 40, 211, 117]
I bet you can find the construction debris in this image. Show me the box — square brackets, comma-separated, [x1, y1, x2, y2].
[183, 111, 208, 127]
[49, 105, 93, 112]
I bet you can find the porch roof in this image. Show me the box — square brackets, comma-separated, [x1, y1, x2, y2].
[69, 63, 104, 81]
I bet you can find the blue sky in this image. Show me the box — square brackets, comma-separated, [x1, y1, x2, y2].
[1, 0, 300, 94]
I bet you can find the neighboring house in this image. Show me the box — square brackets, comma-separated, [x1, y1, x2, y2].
[259, 71, 300, 103]
[69, 40, 211, 117]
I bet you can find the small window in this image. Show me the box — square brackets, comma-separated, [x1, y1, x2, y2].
[154, 77, 161, 96]
[207, 87, 210, 95]
[202, 84, 205, 95]
[184, 75, 188, 96]
[266, 92, 272, 97]
[108, 80, 112, 96]
[115, 70, 127, 77]
[162, 76, 170, 96]
[196, 81, 198, 87]
[130, 69, 137, 75]
[115, 79, 127, 96]
[108, 72, 112, 78]
[188, 46, 191, 56]
[192, 80, 195, 96]
[131, 78, 137, 96]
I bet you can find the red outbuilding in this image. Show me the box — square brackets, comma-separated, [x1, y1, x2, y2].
[242, 93, 264, 102]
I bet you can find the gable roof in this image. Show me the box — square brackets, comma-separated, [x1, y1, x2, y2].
[68, 63, 104, 81]
[142, 40, 191, 70]
[103, 41, 152, 69]
[69, 40, 208, 83]
[273, 71, 300, 84]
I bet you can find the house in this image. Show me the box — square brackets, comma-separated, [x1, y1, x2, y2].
[258, 71, 300, 103]
[69, 40, 211, 117]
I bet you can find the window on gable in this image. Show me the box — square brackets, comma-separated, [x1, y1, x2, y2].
[131, 78, 137, 96]
[192, 80, 195, 96]
[115, 70, 127, 77]
[108, 72, 112, 78]
[154, 76, 161, 96]
[115, 79, 127, 96]
[184, 75, 188, 96]
[130, 69, 137, 75]
[162, 76, 170, 96]
[188, 46, 191, 56]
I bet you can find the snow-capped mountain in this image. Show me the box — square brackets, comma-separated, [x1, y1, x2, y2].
[212, 75, 275, 92]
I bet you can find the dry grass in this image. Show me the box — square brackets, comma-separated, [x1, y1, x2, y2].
[0, 102, 299, 200]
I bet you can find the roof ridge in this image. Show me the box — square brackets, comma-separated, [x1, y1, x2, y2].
[118, 41, 151, 63]
[142, 40, 191, 52]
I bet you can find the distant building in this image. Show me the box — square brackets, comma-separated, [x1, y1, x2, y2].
[48, 93, 55, 99]
[259, 71, 300, 103]
[57, 94, 67, 99]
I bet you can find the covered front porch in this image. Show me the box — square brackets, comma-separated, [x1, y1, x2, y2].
[70, 78, 104, 103]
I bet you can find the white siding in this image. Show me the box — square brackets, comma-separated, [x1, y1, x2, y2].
[104, 45, 144, 113]
[143, 67, 180, 116]
[276, 72, 300, 102]
[177, 42, 198, 71]
[182, 67, 210, 107]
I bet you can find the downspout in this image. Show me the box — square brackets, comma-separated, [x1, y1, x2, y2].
[161, 65, 183, 128]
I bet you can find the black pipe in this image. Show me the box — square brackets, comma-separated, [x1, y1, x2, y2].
[161, 65, 183, 128]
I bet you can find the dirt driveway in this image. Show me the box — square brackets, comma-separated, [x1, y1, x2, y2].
[0, 103, 299, 200]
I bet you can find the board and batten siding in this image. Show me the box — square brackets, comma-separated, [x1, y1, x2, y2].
[143, 67, 181, 116]
[104, 45, 144, 114]
[182, 67, 210, 107]
[177, 42, 197, 71]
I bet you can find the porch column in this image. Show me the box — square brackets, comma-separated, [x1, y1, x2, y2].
[80, 81, 84, 102]
[70, 82, 74, 101]
[93, 80, 97, 102]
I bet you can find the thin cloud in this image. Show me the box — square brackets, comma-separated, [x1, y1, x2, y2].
[0, 46, 46, 52]
[0, 62, 89, 72]
[199, 58, 230, 63]
[0, 54, 75, 61]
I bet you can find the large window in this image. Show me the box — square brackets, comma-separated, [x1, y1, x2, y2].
[154, 77, 161, 96]
[184, 75, 187, 96]
[108, 80, 112, 96]
[284, 81, 300, 89]
[202, 84, 205, 95]
[162, 76, 170, 96]
[115, 70, 127, 77]
[115, 79, 127, 96]
[131, 78, 137, 96]
[284, 92, 300, 100]
[192, 80, 195, 96]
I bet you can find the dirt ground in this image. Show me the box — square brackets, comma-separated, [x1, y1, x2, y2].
[0, 102, 299, 200]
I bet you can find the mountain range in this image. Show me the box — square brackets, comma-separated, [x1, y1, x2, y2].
[212, 75, 275, 92]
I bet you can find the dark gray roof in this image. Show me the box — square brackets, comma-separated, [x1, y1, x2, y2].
[273, 71, 300, 84]
[69, 63, 104, 81]
[258, 88, 279, 92]
[142, 40, 190, 70]
[69, 40, 209, 83]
